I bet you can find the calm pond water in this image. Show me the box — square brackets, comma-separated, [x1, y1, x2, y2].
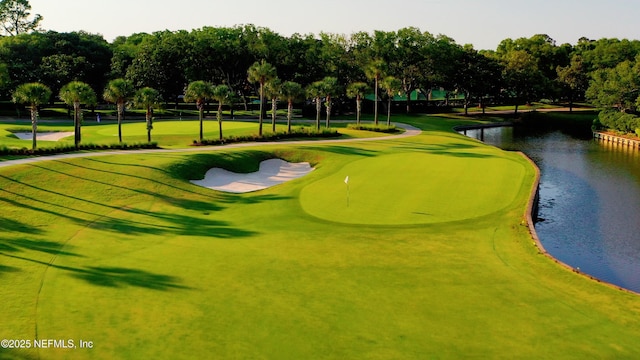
[462, 126, 640, 293]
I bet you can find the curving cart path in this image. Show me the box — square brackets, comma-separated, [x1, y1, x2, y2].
[0, 123, 421, 169]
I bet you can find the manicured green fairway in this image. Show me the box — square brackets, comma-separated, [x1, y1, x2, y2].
[0, 119, 388, 151]
[1, 115, 639, 359]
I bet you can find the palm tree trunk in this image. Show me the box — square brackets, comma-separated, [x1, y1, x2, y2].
[258, 84, 264, 137]
[271, 98, 277, 132]
[218, 103, 223, 140]
[30, 104, 37, 150]
[287, 101, 293, 134]
[198, 103, 204, 142]
[117, 101, 124, 143]
[374, 78, 379, 125]
[387, 97, 392, 126]
[146, 109, 152, 143]
[74, 102, 81, 148]
[325, 96, 331, 128]
[356, 97, 362, 125]
[315, 97, 321, 130]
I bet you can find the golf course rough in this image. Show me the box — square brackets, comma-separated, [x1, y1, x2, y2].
[1, 117, 640, 359]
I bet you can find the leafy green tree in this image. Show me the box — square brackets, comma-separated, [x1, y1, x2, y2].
[556, 55, 589, 113]
[346, 82, 370, 124]
[12, 82, 51, 149]
[211, 84, 232, 140]
[59, 81, 96, 148]
[394, 28, 434, 113]
[319, 76, 340, 128]
[0, 0, 41, 36]
[586, 59, 640, 112]
[501, 50, 546, 114]
[280, 81, 304, 133]
[263, 77, 281, 132]
[126, 30, 189, 106]
[306, 81, 324, 130]
[455, 48, 504, 115]
[247, 60, 277, 136]
[381, 76, 402, 125]
[103, 78, 135, 143]
[184, 80, 214, 142]
[0, 31, 112, 97]
[133, 87, 162, 142]
[365, 59, 386, 125]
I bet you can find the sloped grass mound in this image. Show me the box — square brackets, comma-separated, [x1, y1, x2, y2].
[300, 152, 526, 225]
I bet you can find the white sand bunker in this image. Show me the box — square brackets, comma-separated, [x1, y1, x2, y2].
[191, 158, 315, 193]
[13, 132, 74, 141]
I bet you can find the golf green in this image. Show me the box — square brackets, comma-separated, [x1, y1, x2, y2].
[300, 152, 526, 225]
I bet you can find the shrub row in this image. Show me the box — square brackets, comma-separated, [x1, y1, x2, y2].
[595, 110, 640, 135]
[193, 127, 341, 146]
[0, 142, 159, 157]
[346, 124, 399, 133]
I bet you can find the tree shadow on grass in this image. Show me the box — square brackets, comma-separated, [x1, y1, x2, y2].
[70, 266, 191, 290]
[0, 215, 44, 235]
[303, 145, 379, 157]
[390, 140, 497, 159]
[89, 212, 257, 238]
[0, 252, 191, 291]
[31, 163, 225, 213]
[0, 238, 83, 257]
[0, 188, 256, 239]
[0, 263, 20, 275]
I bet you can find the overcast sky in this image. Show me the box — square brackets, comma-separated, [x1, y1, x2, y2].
[29, 0, 639, 50]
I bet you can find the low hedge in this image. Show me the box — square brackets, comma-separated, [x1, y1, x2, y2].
[192, 127, 340, 146]
[0, 142, 159, 157]
[346, 124, 399, 133]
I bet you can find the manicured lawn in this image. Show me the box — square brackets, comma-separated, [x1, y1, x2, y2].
[1, 114, 639, 359]
[0, 119, 392, 152]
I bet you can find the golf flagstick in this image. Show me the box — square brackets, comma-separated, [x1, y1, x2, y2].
[344, 175, 349, 207]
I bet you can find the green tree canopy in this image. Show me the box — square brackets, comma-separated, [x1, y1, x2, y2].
[0, 0, 41, 36]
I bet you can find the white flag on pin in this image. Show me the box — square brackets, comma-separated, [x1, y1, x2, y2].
[344, 176, 349, 184]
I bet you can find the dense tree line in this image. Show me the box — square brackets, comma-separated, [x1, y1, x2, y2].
[1, 25, 640, 118]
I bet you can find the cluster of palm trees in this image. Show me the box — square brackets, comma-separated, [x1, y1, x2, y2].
[245, 59, 403, 135]
[12, 59, 403, 151]
[12, 79, 161, 149]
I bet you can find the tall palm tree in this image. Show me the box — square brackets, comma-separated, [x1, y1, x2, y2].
[381, 76, 402, 126]
[306, 81, 324, 131]
[211, 84, 232, 140]
[365, 59, 387, 125]
[184, 80, 214, 143]
[264, 77, 281, 133]
[59, 81, 97, 149]
[247, 60, 277, 136]
[133, 87, 162, 143]
[280, 81, 304, 134]
[346, 82, 370, 125]
[320, 77, 340, 128]
[103, 78, 135, 143]
[12, 82, 51, 150]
